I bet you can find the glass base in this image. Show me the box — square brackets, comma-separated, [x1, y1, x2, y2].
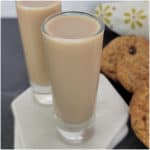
[31, 82, 53, 105]
[33, 93, 53, 105]
[55, 114, 95, 144]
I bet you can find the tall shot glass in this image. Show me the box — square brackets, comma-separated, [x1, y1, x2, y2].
[16, 1, 61, 105]
[42, 12, 104, 143]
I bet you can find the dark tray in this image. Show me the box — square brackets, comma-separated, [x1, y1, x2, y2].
[1, 18, 147, 149]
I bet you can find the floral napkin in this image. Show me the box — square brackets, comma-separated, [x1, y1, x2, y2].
[95, 1, 149, 39]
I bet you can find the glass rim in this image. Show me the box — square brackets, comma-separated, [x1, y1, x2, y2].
[41, 11, 105, 40]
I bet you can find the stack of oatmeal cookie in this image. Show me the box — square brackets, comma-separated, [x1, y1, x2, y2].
[101, 35, 149, 147]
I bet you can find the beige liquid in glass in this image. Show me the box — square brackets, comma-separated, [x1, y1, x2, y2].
[43, 14, 103, 124]
[16, 1, 61, 86]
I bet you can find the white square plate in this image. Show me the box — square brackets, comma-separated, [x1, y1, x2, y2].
[11, 74, 129, 149]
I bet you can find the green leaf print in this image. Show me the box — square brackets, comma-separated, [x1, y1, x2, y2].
[99, 4, 103, 11]
[95, 9, 100, 15]
[104, 18, 110, 25]
[131, 22, 136, 29]
[124, 12, 131, 16]
[140, 15, 147, 19]
[104, 5, 110, 12]
[124, 19, 131, 24]
[106, 12, 112, 17]
[136, 21, 143, 27]
[132, 8, 136, 14]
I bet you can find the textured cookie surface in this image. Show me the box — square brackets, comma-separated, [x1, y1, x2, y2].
[101, 35, 137, 81]
[130, 82, 149, 147]
[101, 35, 149, 92]
[117, 36, 149, 92]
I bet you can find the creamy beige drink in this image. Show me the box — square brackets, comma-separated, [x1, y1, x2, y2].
[43, 14, 103, 123]
[42, 12, 104, 142]
[16, 1, 61, 104]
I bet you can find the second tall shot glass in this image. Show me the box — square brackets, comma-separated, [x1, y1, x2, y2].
[42, 12, 104, 143]
[16, 1, 61, 105]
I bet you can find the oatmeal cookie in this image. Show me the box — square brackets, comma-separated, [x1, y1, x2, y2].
[117, 36, 149, 92]
[130, 82, 149, 147]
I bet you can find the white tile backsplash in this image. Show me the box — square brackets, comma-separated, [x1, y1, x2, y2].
[2, 1, 17, 18]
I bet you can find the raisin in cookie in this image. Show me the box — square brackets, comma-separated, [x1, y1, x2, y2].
[130, 82, 149, 147]
[101, 35, 136, 80]
[117, 36, 149, 92]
